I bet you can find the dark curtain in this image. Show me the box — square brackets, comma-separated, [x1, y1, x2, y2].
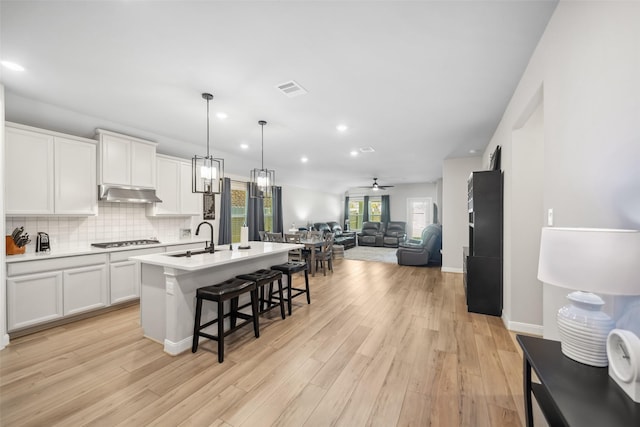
[381, 195, 390, 225]
[363, 195, 370, 222]
[343, 196, 350, 230]
[217, 178, 231, 245]
[272, 186, 284, 233]
[247, 182, 265, 241]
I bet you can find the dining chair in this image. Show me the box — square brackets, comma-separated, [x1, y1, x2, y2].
[315, 232, 334, 276]
[258, 231, 268, 242]
[284, 233, 303, 262]
[308, 230, 323, 240]
[267, 232, 284, 243]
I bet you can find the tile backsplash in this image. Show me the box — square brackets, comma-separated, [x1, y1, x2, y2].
[6, 202, 201, 251]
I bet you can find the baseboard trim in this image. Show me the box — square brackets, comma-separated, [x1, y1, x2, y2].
[441, 267, 463, 274]
[503, 316, 543, 336]
[164, 336, 193, 356]
[0, 333, 9, 350]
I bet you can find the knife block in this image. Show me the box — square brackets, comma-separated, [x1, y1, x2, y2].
[6, 235, 26, 255]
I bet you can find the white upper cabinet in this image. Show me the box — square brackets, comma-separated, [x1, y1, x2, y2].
[96, 129, 157, 189]
[154, 156, 180, 215]
[179, 161, 201, 215]
[5, 123, 97, 216]
[100, 133, 130, 185]
[5, 126, 55, 215]
[147, 155, 201, 216]
[55, 137, 98, 215]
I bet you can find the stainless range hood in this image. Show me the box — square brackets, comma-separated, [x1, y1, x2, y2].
[98, 185, 162, 203]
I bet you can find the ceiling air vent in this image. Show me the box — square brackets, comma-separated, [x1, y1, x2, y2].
[359, 147, 376, 153]
[276, 80, 308, 98]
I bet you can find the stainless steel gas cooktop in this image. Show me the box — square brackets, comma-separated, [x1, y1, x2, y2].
[91, 239, 161, 249]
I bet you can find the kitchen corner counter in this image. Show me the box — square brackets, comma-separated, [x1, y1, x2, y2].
[4, 238, 209, 264]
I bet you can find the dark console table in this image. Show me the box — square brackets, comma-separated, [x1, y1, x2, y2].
[517, 334, 640, 426]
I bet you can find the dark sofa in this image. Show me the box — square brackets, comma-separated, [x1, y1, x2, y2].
[313, 221, 356, 249]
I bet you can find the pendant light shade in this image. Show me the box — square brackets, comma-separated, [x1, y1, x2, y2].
[250, 120, 275, 198]
[192, 93, 224, 194]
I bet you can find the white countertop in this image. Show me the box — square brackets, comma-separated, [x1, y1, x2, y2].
[130, 241, 302, 271]
[4, 238, 209, 263]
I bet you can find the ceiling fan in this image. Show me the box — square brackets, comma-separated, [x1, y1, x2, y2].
[358, 178, 394, 191]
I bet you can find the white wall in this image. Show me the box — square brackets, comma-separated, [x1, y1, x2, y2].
[484, 0, 640, 334]
[281, 184, 342, 230]
[435, 178, 443, 224]
[1, 85, 8, 349]
[442, 156, 482, 272]
[507, 101, 544, 334]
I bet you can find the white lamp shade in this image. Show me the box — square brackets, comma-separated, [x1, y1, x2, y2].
[538, 227, 640, 296]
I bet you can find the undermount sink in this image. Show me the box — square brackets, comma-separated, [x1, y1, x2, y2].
[167, 249, 215, 257]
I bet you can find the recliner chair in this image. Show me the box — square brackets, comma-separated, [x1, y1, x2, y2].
[396, 224, 442, 266]
[383, 221, 407, 247]
[357, 221, 384, 246]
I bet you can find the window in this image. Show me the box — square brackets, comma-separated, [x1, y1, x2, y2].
[231, 182, 247, 243]
[263, 197, 273, 232]
[407, 197, 432, 239]
[348, 199, 364, 230]
[369, 198, 382, 222]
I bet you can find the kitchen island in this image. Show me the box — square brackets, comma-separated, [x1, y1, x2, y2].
[129, 241, 301, 355]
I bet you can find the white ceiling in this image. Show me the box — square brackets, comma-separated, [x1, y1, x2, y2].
[0, 1, 557, 194]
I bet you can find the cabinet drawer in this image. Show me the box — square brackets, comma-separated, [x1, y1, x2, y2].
[7, 254, 108, 276]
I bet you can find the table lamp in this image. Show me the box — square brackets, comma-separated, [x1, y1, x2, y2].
[537, 227, 640, 367]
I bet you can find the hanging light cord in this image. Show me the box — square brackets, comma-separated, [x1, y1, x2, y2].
[206, 96, 210, 158]
[259, 120, 267, 171]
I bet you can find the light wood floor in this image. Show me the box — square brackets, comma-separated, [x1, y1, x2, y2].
[0, 259, 526, 427]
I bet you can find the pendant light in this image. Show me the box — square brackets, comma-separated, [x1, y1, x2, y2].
[249, 120, 275, 198]
[192, 93, 224, 194]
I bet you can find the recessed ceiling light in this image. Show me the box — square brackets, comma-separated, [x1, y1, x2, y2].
[240, 143, 249, 150]
[337, 124, 348, 132]
[469, 149, 477, 154]
[301, 157, 308, 163]
[350, 150, 358, 157]
[216, 112, 228, 120]
[359, 147, 375, 153]
[1, 60, 25, 71]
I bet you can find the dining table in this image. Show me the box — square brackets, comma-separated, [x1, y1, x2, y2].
[299, 237, 325, 276]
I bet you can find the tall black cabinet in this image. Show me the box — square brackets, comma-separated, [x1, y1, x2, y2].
[464, 170, 503, 316]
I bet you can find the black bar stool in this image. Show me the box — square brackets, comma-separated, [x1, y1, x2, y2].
[236, 269, 286, 319]
[192, 277, 260, 363]
[270, 261, 310, 315]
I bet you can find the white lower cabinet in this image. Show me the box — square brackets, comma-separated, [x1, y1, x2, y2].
[6, 254, 107, 332]
[63, 265, 108, 316]
[108, 246, 166, 305]
[7, 271, 63, 331]
[109, 260, 139, 304]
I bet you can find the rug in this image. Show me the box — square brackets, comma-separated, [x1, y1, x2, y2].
[343, 246, 398, 264]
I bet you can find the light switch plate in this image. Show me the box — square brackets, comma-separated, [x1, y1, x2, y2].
[547, 208, 554, 226]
